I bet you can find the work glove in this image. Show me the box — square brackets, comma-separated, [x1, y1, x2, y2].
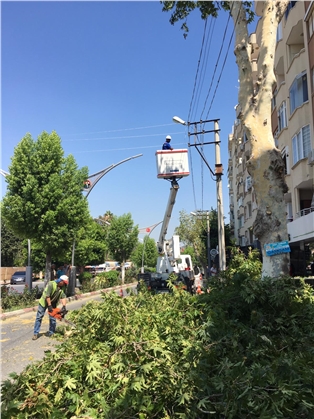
[48, 305, 53, 313]
[60, 306, 68, 316]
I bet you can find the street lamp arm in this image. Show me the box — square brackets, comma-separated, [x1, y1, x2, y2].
[141, 220, 163, 273]
[85, 154, 143, 198]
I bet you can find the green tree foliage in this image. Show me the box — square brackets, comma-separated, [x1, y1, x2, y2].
[175, 209, 233, 270]
[2, 131, 90, 279]
[106, 213, 139, 283]
[0, 221, 24, 266]
[2, 274, 314, 418]
[161, 1, 254, 37]
[72, 218, 108, 267]
[131, 236, 159, 269]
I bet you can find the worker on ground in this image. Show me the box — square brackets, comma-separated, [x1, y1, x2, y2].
[162, 135, 173, 150]
[32, 275, 68, 340]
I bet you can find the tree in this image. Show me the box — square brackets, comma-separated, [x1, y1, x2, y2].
[131, 236, 159, 270]
[175, 210, 205, 264]
[161, 1, 290, 278]
[2, 131, 90, 281]
[0, 221, 24, 267]
[72, 218, 108, 267]
[106, 213, 139, 283]
[175, 209, 233, 273]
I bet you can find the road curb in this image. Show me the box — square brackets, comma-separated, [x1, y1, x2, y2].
[1, 282, 137, 320]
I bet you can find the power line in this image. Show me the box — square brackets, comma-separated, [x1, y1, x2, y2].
[200, 12, 233, 121]
[62, 123, 175, 137]
[187, 18, 209, 125]
[205, 7, 240, 119]
[71, 142, 188, 153]
[62, 131, 185, 142]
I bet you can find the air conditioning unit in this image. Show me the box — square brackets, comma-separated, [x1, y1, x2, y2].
[308, 149, 314, 166]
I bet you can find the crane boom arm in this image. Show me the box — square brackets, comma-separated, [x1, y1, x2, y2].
[157, 179, 179, 254]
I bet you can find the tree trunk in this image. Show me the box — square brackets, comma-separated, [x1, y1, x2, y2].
[231, 1, 290, 278]
[45, 253, 52, 285]
[121, 261, 125, 285]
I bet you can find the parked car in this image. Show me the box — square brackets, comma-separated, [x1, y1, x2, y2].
[124, 262, 131, 270]
[10, 271, 26, 285]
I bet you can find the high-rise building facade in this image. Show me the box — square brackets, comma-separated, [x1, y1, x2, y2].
[228, 1, 314, 275]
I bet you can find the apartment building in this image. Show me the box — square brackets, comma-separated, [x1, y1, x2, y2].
[228, 1, 314, 275]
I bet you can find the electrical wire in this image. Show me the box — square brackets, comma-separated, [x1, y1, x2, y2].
[70, 142, 188, 153]
[200, 11, 233, 121]
[62, 123, 175, 137]
[187, 18, 209, 126]
[190, 17, 216, 123]
[205, 6, 241, 119]
[62, 131, 185, 142]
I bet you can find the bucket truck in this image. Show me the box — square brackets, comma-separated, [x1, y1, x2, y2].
[138, 148, 202, 293]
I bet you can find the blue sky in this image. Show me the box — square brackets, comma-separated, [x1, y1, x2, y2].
[1, 1, 241, 242]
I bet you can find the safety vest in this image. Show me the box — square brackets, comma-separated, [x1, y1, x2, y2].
[39, 281, 63, 308]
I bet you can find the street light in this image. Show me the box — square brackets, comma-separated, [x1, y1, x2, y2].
[174, 115, 226, 271]
[140, 221, 163, 273]
[191, 211, 211, 278]
[173, 116, 187, 126]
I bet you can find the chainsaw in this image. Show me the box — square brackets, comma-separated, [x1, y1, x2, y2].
[49, 306, 76, 327]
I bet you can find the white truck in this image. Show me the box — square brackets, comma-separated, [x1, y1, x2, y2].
[138, 149, 202, 293]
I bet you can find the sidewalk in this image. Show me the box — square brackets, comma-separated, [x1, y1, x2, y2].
[1, 282, 137, 320]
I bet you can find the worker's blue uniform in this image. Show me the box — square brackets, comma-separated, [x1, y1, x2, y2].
[162, 142, 172, 150]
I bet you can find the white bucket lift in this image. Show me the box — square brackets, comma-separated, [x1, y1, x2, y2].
[156, 149, 189, 179]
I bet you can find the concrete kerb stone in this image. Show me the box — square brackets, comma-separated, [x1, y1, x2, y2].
[1, 282, 137, 320]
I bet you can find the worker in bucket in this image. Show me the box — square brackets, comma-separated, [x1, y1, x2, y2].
[162, 135, 173, 150]
[32, 275, 68, 340]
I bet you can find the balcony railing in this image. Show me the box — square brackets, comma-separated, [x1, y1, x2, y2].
[295, 206, 314, 219]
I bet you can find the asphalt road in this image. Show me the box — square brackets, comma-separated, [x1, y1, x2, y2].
[4, 280, 45, 295]
[1, 286, 135, 383]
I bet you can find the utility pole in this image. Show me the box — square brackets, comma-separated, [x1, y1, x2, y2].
[215, 120, 226, 271]
[173, 116, 226, 272]
[206, 210, 211, 276]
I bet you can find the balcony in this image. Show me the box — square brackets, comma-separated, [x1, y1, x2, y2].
[288, 206, 314, 244]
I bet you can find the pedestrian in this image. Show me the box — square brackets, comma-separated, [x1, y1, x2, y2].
[32, 275, 69, 340]
[210, 264, 217, 276]
[56, 266, 63, 279]
[50, 263, 56, 281]
[162, 135, 173, 150]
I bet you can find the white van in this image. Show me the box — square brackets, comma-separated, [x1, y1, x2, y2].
[98, 262, 112, 272]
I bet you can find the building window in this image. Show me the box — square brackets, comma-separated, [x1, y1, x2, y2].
[248, 202, 252, 218]
[243, 131, 248, 143]
[281, 146, 290, 175]
[286, 202, 293, 222]
[289, 72, 308, 114]
[245, 176, 252, 192]
[271, 87, 277, 111]
[292, 125, 311, 165]
[274, 128, 279, 148]
[285, 1, 297, 20]
[278, 101, 287, 131]
[276, 21, 282, 42]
